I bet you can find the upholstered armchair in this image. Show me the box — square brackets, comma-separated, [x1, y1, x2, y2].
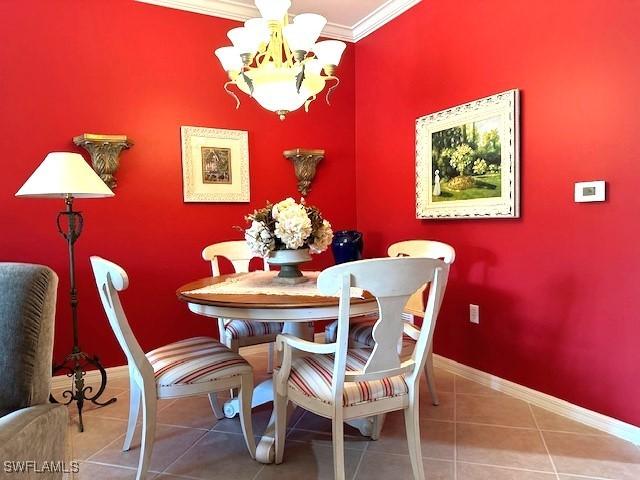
[0, 263, 68, 478]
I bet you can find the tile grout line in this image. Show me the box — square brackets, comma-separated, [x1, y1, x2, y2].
[552, 473, 618, 480]
[250, 465, 265, 480]
[156, 428, 211, 477]
[81, 459, 137, 471]
[350, 441, 369, 480]
[84, 432, 127, 463]
[353, 449, 452, 462]
[456, 459, 562, 476]
[529, 402, 560, 480]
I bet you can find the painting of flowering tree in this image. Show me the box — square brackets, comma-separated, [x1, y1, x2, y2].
[431, 115, 502, 202]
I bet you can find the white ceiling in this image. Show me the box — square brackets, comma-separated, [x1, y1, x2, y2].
[136, 0, 421, 42]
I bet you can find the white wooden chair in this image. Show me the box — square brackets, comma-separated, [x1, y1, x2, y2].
[325, 240, 455, 406]
[275, 257, 449, 480]
[202, 241, 283, 372]
[90, 256, 256, 480]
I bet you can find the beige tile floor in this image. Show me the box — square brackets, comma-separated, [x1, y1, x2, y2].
[57, 351, 640, 480]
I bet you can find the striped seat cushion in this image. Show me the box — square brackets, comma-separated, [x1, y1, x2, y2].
[224, 319, 284, 340]
[325, 315, 419, 349]
[287, 348, 409, 407]
[146, 336, 251, 387]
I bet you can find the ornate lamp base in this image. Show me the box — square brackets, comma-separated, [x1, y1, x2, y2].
[50, 350, 117, 432]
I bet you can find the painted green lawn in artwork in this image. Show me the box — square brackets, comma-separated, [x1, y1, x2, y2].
[432, 115, 502, 202]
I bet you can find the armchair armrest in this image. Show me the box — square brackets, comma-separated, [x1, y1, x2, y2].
[0, 404, 69, 478]
[403, 321, 421, 341]
[274, 334, 336, 396]
[276, 333, 336, 355]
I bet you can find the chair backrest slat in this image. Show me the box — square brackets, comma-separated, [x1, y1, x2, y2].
[387, 240, 455, 316]
[90, 256, 153, 379]
[317, 257, 449, 397]
[202, 240, 268, 276]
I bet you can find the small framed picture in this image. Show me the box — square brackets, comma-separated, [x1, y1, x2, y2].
[181, 126, 250, 202]
[416, 90, 520, 219]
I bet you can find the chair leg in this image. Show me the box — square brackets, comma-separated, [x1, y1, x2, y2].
[370, 413, 386, 440]
[424, 347, 439, 406]
[123, 375, 141, 451]
[239, 373, 256, 459]
[332, 415, 346, 480]
[229, 340, 239, 399]
[274, 383, 288, 464]
[208, 392, 225, 420]
[267, 342, 274, 374]
[135, 386, 157, 480]
[404, 392, 425, 480]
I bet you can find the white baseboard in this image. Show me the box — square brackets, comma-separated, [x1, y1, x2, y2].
[52, 339, 639, 446]
[51, 365, 129, 390]
[433, 354, 640, 446]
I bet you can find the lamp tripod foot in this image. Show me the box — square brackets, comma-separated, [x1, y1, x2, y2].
[50, 351, 117, 432]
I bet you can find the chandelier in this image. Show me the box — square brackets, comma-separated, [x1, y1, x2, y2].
[214, 0, 346, 120]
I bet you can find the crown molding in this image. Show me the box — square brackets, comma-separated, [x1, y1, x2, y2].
[136, 0, 421, 42]
[351, 0, 421, 42]
[136, 0, 258, 21]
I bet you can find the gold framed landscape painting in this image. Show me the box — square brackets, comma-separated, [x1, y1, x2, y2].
[416, 90, 520, 219]
[181, 126, 250, 202]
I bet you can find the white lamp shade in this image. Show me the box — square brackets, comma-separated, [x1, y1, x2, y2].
[305, 58, 323, 75]
[215, 46, 243, 71]
[227, 27, 262, 55]
[293, 13, 326, 40]
[255, 0, 291, 21]
[312, 40, 347, 66]
[16, 152, 114, 198]
[244, 18, 271, 46]
[235, 64, 325, 113]
[283, 24, 314, 52]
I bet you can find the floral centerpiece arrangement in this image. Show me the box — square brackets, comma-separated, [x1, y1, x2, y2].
[243, 197, 333, 283]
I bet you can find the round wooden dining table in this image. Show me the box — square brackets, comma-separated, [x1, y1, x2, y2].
[176, 272, 378, 464]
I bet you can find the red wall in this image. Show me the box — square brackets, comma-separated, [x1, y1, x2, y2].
[354, 0, 640, 425]
[0, 0, 356, 368]
[2, 0, 638, 427]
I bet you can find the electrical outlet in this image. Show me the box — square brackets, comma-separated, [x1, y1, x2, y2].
[469, 304, 480, 324]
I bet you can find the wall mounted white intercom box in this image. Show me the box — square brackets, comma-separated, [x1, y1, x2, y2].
[574, 181, 606, 202]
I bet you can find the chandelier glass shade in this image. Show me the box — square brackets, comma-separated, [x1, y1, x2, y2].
[214, 1, 346, 120]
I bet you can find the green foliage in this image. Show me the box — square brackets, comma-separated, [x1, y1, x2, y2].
[472, 159, 488, 175]
[433, 123, 502, 180]
[449, 144, 474, 177]
[476, 129, 501, 165]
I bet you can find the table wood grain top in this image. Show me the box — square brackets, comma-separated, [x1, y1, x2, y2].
[176, 273, 375, 309]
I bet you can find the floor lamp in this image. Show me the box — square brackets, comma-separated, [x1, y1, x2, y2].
[16, 152, 117, 432]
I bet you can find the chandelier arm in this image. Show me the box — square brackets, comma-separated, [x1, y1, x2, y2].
[304, 95, 317, 113]
[223, 81, 241, 109]
[255, 51, 268, 68]
[325, 76, 340, 106]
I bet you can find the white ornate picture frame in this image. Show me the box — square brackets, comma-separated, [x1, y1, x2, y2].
[181, 126, 250, 202]
[416, 90, 520, 219]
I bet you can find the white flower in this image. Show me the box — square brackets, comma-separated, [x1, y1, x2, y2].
[245, 220, 274, 257]
[272, 197, 296, 221]
[274, 203, 312, 249]
[310, 220, 334, 253]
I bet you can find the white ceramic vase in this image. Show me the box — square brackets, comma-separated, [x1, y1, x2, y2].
[267, 248, 312, 284]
